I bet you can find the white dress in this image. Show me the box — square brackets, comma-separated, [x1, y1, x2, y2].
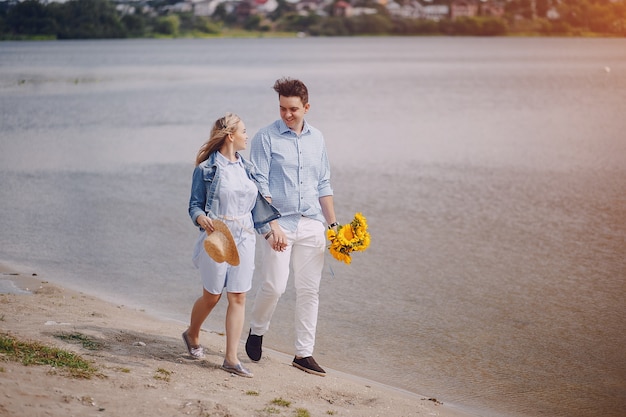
[192, 152, 258, 294]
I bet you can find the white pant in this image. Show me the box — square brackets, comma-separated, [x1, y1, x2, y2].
[249, 216, 326, 357]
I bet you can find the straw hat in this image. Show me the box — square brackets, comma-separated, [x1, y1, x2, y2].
[203, 220, 240, 266]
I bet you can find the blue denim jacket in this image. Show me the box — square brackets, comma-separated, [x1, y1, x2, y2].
[188, 151, 280, 234]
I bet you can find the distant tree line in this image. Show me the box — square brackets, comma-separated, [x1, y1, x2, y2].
[0, 0, 624, 40]
[0, 0, 221, 39]
[503, 0, 626, 35]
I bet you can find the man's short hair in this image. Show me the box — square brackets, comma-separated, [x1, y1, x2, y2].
[273, 77, 309, 105]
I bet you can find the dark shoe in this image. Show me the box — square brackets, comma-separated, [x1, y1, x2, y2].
[245, 329, 263, 362]
[221, 360, 253, 378]
[292, 356, 326, 377]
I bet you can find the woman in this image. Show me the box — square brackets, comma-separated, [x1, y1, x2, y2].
[183, 113, 280, 378]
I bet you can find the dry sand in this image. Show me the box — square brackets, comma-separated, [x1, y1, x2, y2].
[0, 263, 473, 417]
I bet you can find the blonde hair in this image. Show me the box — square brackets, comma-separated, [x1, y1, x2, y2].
[195, 113, 241, 166]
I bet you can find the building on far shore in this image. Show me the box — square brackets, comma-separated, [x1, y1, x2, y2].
[450, 0, 478, 19]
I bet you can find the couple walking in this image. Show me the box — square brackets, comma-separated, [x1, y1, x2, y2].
[182, 77, 338, 378]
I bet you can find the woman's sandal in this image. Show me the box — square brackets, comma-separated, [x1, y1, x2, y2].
[182, 330, 204, 359]
[221, 360, 253, 378]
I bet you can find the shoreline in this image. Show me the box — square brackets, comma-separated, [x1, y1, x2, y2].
[0, 261, 476, 417]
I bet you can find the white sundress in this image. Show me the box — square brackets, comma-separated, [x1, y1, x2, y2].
[192, 152, 258, 294]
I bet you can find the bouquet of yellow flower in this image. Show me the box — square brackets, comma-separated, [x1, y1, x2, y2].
[326, 212, 371, 265]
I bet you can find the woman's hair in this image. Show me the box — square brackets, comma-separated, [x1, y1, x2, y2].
[273, 77, 308, 105]
[195, 112, 241, 165]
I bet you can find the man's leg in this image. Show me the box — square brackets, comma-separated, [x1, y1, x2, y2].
[246, 235, 292, 361]
[292, 218, 326, 358]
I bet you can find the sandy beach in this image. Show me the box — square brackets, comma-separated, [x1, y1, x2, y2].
[0, 263, 474, 417]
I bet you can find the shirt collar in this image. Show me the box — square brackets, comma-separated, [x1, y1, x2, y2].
[216, 151, 242, 166]
[277, 119, 311, 136]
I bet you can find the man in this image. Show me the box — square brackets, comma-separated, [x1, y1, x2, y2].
[246, 77, 338, 376]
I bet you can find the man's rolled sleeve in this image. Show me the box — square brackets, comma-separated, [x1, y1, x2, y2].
[317, 148, 333, 197]
[250, 129, 272, 198]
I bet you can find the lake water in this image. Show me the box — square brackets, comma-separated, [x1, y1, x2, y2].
[1, 37, 625, 417]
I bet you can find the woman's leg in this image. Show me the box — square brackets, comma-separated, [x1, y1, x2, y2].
[225, 291, 246, 365]
[187, 288, 221, 346]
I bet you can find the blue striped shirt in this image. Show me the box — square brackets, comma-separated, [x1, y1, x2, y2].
[250, 119, 333, 232]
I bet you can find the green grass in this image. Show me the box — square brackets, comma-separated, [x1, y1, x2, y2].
[154, 367, 172, 382]
[295, 408, 311, 417]
[0, 333, 98, 379]
[54, 332, 103, 351]
[270, 397, 291, 407]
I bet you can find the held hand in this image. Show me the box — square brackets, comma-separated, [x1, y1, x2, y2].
[265, 235, 281, 252]
[266, 228, 288, 252]
[199, 215, 214, 233]
[274, 227, 288, 252]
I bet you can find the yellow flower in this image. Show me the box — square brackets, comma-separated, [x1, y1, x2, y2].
[326, 212, 371, 265]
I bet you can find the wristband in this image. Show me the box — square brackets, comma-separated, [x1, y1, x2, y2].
[264, 230, 274, 240]
[328, 222, 338, 229]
